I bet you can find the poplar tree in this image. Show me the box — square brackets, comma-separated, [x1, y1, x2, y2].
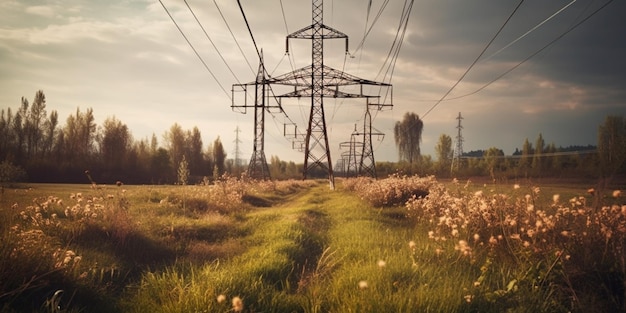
[393, 112, 423, 164]
[598, 115, 626, 176]
[434, 134, 453, 174]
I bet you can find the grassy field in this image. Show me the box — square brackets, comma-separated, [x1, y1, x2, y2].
[0, 176, 624, 312]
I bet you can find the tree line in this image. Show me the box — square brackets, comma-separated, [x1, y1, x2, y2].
[390, 112, 626, 182]
[1, 92, 623, 184]
[0, 90, 232, 184]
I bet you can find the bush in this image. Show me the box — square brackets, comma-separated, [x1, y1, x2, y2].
[344, 174, 434, 207]
[0, 161, 27, 184]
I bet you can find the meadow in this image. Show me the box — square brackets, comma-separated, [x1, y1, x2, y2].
[0, 175, 624, 312]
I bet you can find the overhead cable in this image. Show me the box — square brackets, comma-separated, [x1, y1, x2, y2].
[421, 0, 525, 119]
[158, 0, 231, 100]
[212, 0, 256, 75]
[440, 0, 615, 102]
[482, 0, 577, 62]
[183, 0, 242, 84]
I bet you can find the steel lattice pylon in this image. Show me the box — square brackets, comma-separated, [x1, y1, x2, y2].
[269, 0, 392, 189]
[358, 107, 385, 178]
[231, 53, 275, 180]
[451, 112, 464, 173]
[339, 125, 363, 177]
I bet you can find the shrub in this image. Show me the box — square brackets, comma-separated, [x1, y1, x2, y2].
[344, 174, 434, 207]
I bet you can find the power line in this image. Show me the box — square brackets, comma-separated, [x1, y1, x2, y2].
[279, 0, 298, 76]
[158, 0, 231, 100]
[183, 0, 242, 85]
[212, 0, 256, 75]
[376, 0, 414, 86]
[415, 0, 614, 104]
[437, 0, 616, 102]
[352, 0, 391, 56]
[421, 0, 525, 119]
[482, 0, 577, 62]
[235, 0, 305, 154]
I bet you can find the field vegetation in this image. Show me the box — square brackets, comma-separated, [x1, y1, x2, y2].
[1, 174, 624, 312]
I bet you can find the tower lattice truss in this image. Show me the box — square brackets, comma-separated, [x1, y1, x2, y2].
[269, 0, 392, 187]
[231, 0, 392, 185]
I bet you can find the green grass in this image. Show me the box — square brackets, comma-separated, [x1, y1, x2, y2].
[0, 178, 624, 312]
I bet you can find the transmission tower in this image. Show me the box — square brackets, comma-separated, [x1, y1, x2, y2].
[451, 112, 464, 173]
[232, 52, 277, 180]
[339, 125, 363, 177]
[268, 0, 392, 189]
[358, 107, 386, 178]
[233, 126, 243, 176]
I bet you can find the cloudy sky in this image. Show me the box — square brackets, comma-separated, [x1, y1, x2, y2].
[1, 0, 624, 164]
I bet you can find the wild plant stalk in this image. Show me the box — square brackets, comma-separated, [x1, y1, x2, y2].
[178, 156, 189, 211]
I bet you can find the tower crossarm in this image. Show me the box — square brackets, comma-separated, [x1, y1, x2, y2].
[274, 87, 384, 99]
[287, 24, 348, 52]
[268, 65, 391, 88]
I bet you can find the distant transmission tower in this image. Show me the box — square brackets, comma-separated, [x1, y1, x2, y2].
[269, 0, 392, 189]
[451, 112, 464, 173]
[339, 125, 363, 177]
[233, 126, 243, 175]
[232, 52, 277, 180]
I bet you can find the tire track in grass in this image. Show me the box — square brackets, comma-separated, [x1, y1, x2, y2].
[222, 182, 333, 296]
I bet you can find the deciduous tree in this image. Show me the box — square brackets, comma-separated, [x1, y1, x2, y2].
[598, 115, 626, 176]
[394, 112, 423, 165]
[434, 134, 453, 175]
[212, 136, 226, 177]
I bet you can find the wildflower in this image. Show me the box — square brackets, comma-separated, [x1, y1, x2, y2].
[358, 280, 369, 290]
[488, 236, 498, 245]
[474, 190, 483, 197]
[527, 204, 534, 212]
[464, 294, 473, 303]
[560, 230, 569, 237]
[587, 188, 595, 195]
[435, 248, 443, 256]
[513, 184, 520, 190]
[552, 194, 560, 204]
[451, 229, 459, 237]
[455, 240, 471, 256]
[473, 234, 480, 242]
[428, 231, 435, 239]
[377, 260, 387, 268]
[613, 190, 622, 198]
[232, 296, 244, 312]
[473, 281, 481, 287]
[408, 241, 416, 250]
[216, 294, 226, 304]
